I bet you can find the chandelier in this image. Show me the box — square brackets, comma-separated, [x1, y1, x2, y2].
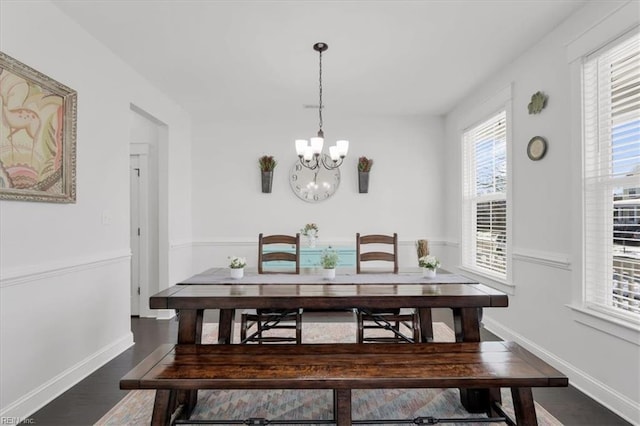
[295, 42, 349, 170]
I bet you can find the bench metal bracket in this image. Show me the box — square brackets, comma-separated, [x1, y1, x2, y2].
[244, 418, 270, 425]
[176, 415, 508, 425]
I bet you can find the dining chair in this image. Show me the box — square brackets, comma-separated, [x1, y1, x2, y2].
[240, 233, 302, 344]
[355, 232, 421, 343]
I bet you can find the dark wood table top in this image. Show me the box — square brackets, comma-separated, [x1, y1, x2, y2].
[150, 267, 508, 311]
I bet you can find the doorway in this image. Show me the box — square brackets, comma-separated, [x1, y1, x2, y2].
[129, 108, 160, 317]
[130, 154, 145, 315]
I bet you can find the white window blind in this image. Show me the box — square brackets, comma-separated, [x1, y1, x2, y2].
[462, 110, 508, 279]
[583, 30, 640, 319]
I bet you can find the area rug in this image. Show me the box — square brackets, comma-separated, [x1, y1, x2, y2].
[96, 322, 562, 425]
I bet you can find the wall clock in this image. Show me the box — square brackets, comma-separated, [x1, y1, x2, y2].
[289, 155, 341, 203]
[527, 136, 548, 161]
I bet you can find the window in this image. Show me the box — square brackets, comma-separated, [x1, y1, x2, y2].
[462, 110, 508, 280]
[583, 31, 640, 320]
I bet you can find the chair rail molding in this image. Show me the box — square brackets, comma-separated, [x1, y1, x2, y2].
[0, 249, 131, 288]
[511, 248, 571, 270]
[441, 240, 460, 248]
[170, 239, 193, 249]
[398, 238, 448, 248]
[192, 239, 258, 247]
[193, 238, 448, 247]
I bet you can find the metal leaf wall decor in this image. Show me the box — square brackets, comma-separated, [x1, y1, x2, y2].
[528, 91, 548, 114]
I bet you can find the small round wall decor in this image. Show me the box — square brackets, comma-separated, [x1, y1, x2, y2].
[527, 136, 548, 161]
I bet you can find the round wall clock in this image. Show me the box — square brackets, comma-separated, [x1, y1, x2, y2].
[527, 136, 548, 161]
[289, 155, 341, 203]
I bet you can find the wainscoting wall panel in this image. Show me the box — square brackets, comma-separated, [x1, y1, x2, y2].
[0, 254, 133, 420]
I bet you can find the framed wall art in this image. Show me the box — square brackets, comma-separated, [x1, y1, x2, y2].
[0, 51, 77, 203]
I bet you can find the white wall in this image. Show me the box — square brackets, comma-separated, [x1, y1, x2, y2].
[2, 0, 637, 422]
[442, 1, 639, 423]
[0, 0, 192, 418]
[190, 115, 445, 271]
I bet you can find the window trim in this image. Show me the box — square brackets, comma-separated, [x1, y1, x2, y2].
[568, 304, 639, 346]
[567, 3, 640, 336]
[582, 29, 640, 319]
[459, 87, 513, 285]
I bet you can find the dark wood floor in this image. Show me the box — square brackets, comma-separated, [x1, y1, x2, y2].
[25, 310, 630, 425]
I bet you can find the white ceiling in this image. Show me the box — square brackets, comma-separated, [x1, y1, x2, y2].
[52, 0, 586, 122]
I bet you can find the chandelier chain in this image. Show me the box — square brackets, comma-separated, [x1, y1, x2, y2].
[295, 42, 347, 172]
[318, 49, 323, 135]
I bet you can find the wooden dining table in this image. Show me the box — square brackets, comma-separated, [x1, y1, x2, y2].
[150, 267, 509, 414]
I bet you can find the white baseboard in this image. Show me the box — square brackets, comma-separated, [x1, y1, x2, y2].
[0, 332, 134, 420]
[156, 309, 176, 320]
[483, 317, 640, 425]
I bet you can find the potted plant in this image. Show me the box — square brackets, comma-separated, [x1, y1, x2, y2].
[357, 156, 374, 193]
[228, 256, 247, 279]
[419, 255, 440, 278]
[320, 247, 339, 280]
[301, 223, 319, 247]
[258, 155, 277, 193]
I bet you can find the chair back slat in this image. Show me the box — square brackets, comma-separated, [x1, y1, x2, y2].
[262, 252, 298, 262]
[261, 235, 298, 245]
[258, 233, 300, 274]
[360, 252, 395, 262]
[359, 234, 396, 245]
[356, 232, 398, 274]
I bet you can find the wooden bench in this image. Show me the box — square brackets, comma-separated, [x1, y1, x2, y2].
[120, 341, 568, 426]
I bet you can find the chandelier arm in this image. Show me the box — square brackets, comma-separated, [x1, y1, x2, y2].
[299, 156, 320, 170]
[321, 156, 344, 170]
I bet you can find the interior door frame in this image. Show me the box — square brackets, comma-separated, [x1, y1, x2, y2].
[130, 155, 141, 316]
[130, 146, 150, 317]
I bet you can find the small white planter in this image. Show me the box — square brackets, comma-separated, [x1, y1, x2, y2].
[322, 268, 336, 280]
[307, 235, 317, 248]
[230, 268, 244, 279]
[422, 268, 436, 278]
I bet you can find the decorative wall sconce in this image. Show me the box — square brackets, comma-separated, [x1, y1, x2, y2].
[357, 156, 374, 193]
[258, 155, 277, 193]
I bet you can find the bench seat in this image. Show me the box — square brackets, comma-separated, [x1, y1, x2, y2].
[121, 341, 568, 425]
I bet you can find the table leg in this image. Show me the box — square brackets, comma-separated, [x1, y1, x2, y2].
[452, 307, 481, 342]
[511, 387, 537, 426]
[176, 309, 204, 418]
[453, 307, 491, 414]
[334, 389, 352, 426]
[218, 309, 235, 344]
[151, 389, 175, 426]
[177, 309, 204, 344]
[417, 308, 433, 342]
[488, 387, 503, 419]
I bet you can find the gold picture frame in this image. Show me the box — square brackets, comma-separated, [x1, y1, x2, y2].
[0, 51, 77, 203]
